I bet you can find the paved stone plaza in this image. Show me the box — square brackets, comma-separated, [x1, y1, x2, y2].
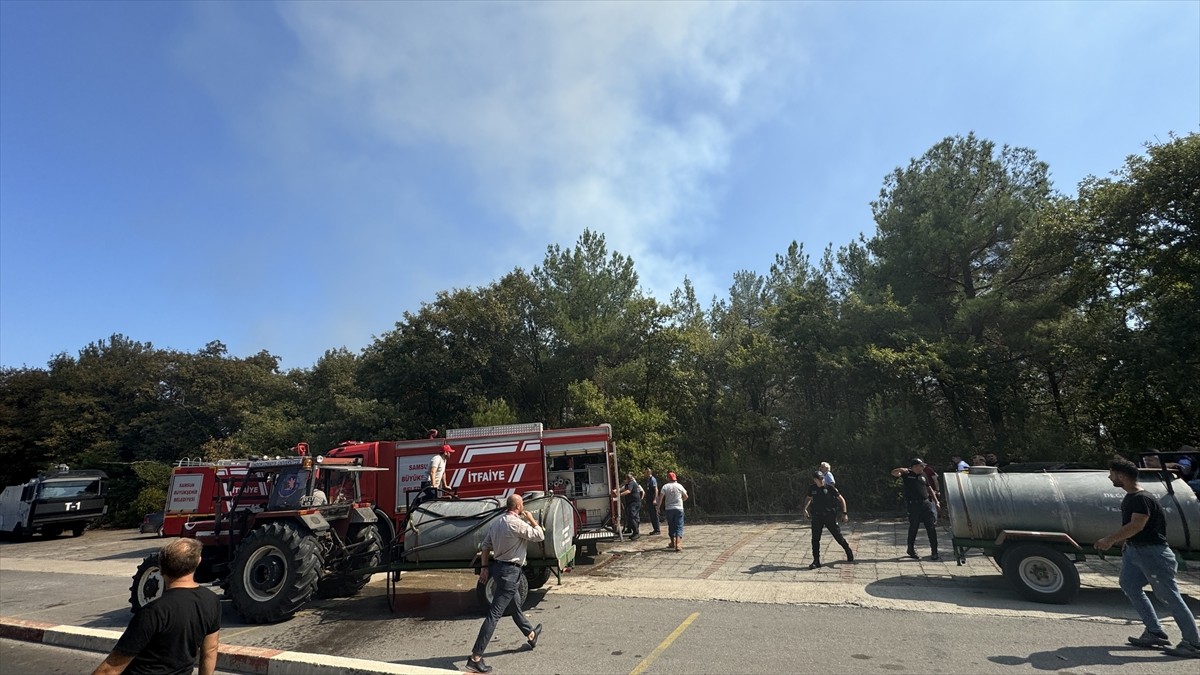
[563, 518, 1200, 618]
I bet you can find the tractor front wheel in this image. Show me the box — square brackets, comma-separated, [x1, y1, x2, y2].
[129, 554, 164, 613]
[228, 522, 322, 623]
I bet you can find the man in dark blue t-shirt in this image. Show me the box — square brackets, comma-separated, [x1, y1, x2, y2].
[802, 471, 853, 569]
[643, 469, 661, 535]
[890, 458, 941, 561]
[93, 539, 221, 675]
[1096, 458, 1199, 659]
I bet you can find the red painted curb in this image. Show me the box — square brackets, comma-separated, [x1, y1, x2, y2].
[217, 644, 283, 675]
[0, 617, 54, 643]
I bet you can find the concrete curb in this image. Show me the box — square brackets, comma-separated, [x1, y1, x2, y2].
[0, 617, 459, 675]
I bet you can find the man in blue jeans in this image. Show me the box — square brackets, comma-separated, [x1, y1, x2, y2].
[467, 494, 544, 673]
[1096, 458, 1199, 659]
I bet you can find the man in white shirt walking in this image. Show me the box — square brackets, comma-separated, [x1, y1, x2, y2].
[467, 494, 544, 673]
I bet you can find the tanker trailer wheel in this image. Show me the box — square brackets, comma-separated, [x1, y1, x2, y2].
[129, 553, 163, 613]
[524, 567, 552, 590]
[228, 522, 322, 623]
[1002, 543, 1079, 604]
[316, 525, 383, 599]
[476, 568, 530, 616]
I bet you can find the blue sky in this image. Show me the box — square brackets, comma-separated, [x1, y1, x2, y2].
[2, 1, 1197, 371]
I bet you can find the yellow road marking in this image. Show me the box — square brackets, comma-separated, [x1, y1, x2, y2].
[629, 611, 700, 675]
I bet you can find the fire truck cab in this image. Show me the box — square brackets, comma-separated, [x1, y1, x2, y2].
[327, 423, 622, 553]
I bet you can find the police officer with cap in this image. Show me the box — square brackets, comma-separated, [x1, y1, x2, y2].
[890, 458, 941, 561]
[801, 470, 853, 569]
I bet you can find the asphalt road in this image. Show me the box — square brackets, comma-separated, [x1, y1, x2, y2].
[0, 638, 242, 675]
[1, 638, 110, 675]
[2, 526, 1198, 673]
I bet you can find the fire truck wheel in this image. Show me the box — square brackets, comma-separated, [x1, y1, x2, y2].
[228, 522, 322, 623]
[475, 568, 530, 616]
[129, 554, 164, 613]
[316, 525, 383, 599]
[42, 526, 63, 538]
[524, 567, 551, 590]
[72, 524, 86, 537]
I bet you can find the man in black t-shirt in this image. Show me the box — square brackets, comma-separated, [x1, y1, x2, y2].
[1096, 458, 1199, 659]
[890, 458, 941, 561]
[93, 538, 221, 675]
[801, 471, 853, 569]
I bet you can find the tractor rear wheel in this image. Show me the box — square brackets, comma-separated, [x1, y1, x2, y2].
[316, 525, 383, 599]
[129, 554, 164, 613]
[228, 522, 322, 623]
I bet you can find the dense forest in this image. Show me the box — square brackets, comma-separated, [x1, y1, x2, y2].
[2, 133, 1196, 523]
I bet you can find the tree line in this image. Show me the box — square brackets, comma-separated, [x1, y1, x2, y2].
[2, 132, 1195, 524]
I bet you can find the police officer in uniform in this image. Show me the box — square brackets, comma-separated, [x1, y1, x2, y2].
[891, 458, 941, 561]
[801, 470, 853, 569]
[619, 473, 643, 540]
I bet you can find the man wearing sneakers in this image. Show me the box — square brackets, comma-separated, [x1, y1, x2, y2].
[890, 458, 941, 561]
[1096, 458, 1199, 659]
[801, 470, 853, 569]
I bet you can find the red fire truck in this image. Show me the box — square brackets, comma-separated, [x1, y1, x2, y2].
[161, 423, 623, 553]
[326, 422, 623, 553]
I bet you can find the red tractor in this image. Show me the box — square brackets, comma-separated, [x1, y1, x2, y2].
[129, 453, 386, 623]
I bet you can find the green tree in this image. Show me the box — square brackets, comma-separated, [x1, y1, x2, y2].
[865, 133, 1067, 453]
[1074, 133, 1200, 450]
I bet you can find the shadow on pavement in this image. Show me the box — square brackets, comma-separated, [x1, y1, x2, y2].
[92, 546, 162, 561]
[742, 563, 809, 574]
[306, 586, 551, 622]
[989, 645, 1182, 670]
[864, 576, 1200, 616]
[390, 655, 469, 671]
[82, 606, 139, 631]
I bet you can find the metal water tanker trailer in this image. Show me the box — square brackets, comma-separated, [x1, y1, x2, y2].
[377, 492, 576, 612]
[944, 467, 1200, 603]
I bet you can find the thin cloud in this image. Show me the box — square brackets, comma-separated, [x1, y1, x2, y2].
[275, 1, 799, 298]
